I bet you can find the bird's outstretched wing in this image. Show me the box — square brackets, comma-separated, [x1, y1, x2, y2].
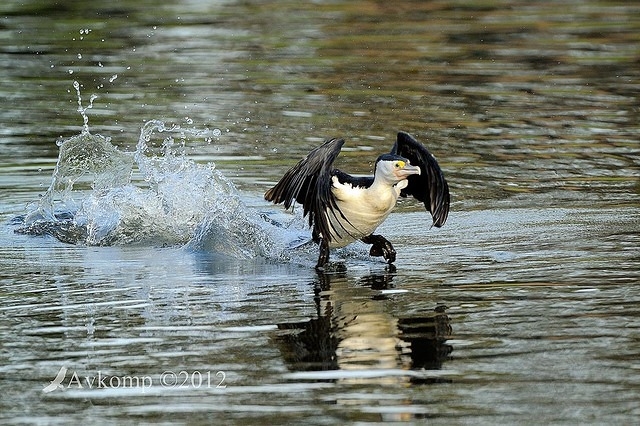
[391, 131, 450, 227]
[265, 138, 344, 243]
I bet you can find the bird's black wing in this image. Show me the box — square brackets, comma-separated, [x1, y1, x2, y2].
[265, 138, 344, 243]
[391, 131, 450, 227]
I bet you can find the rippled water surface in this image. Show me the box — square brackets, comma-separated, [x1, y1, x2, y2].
[1, 0, 639, 424]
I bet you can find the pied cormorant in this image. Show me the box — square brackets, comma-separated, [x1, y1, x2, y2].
[265, 131, 450, 269]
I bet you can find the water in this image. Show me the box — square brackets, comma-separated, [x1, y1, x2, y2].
[1, 0, 639, 424]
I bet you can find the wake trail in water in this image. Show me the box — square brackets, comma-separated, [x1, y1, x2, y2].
[15, 83, 314, 262]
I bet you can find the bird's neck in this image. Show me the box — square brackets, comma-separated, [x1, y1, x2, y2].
[366, 177, 406, 209]
[370, 175, 407, 195]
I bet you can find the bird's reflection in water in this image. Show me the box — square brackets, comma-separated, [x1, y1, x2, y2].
[276, 270, 452, 385]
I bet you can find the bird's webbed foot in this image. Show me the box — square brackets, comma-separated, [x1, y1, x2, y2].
[361, 234, 396, 264]
[315, 239, 330, 271]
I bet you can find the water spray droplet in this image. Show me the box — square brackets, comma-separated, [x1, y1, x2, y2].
[212, 128, 222, 137]
[109, 74, 118, 83]
[73, 80, 97, 134]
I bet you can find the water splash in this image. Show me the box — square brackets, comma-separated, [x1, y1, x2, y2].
[73, 80, 97, 134]
[16, 85, 310, 260]
[23, 135, 133, 231]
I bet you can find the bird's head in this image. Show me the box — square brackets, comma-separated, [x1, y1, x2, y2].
[374, 154, 421, 185]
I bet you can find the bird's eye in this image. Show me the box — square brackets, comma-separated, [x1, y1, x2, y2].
[395, 161, 405, 169]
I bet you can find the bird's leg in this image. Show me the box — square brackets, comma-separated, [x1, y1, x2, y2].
[316, 239, 330, 270]
[361, 234, 396, 264]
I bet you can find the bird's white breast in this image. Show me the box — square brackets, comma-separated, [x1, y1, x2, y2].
[326, 176, 404, 248]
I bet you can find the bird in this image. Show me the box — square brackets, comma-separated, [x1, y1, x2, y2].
[264, 131, 450, 270]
